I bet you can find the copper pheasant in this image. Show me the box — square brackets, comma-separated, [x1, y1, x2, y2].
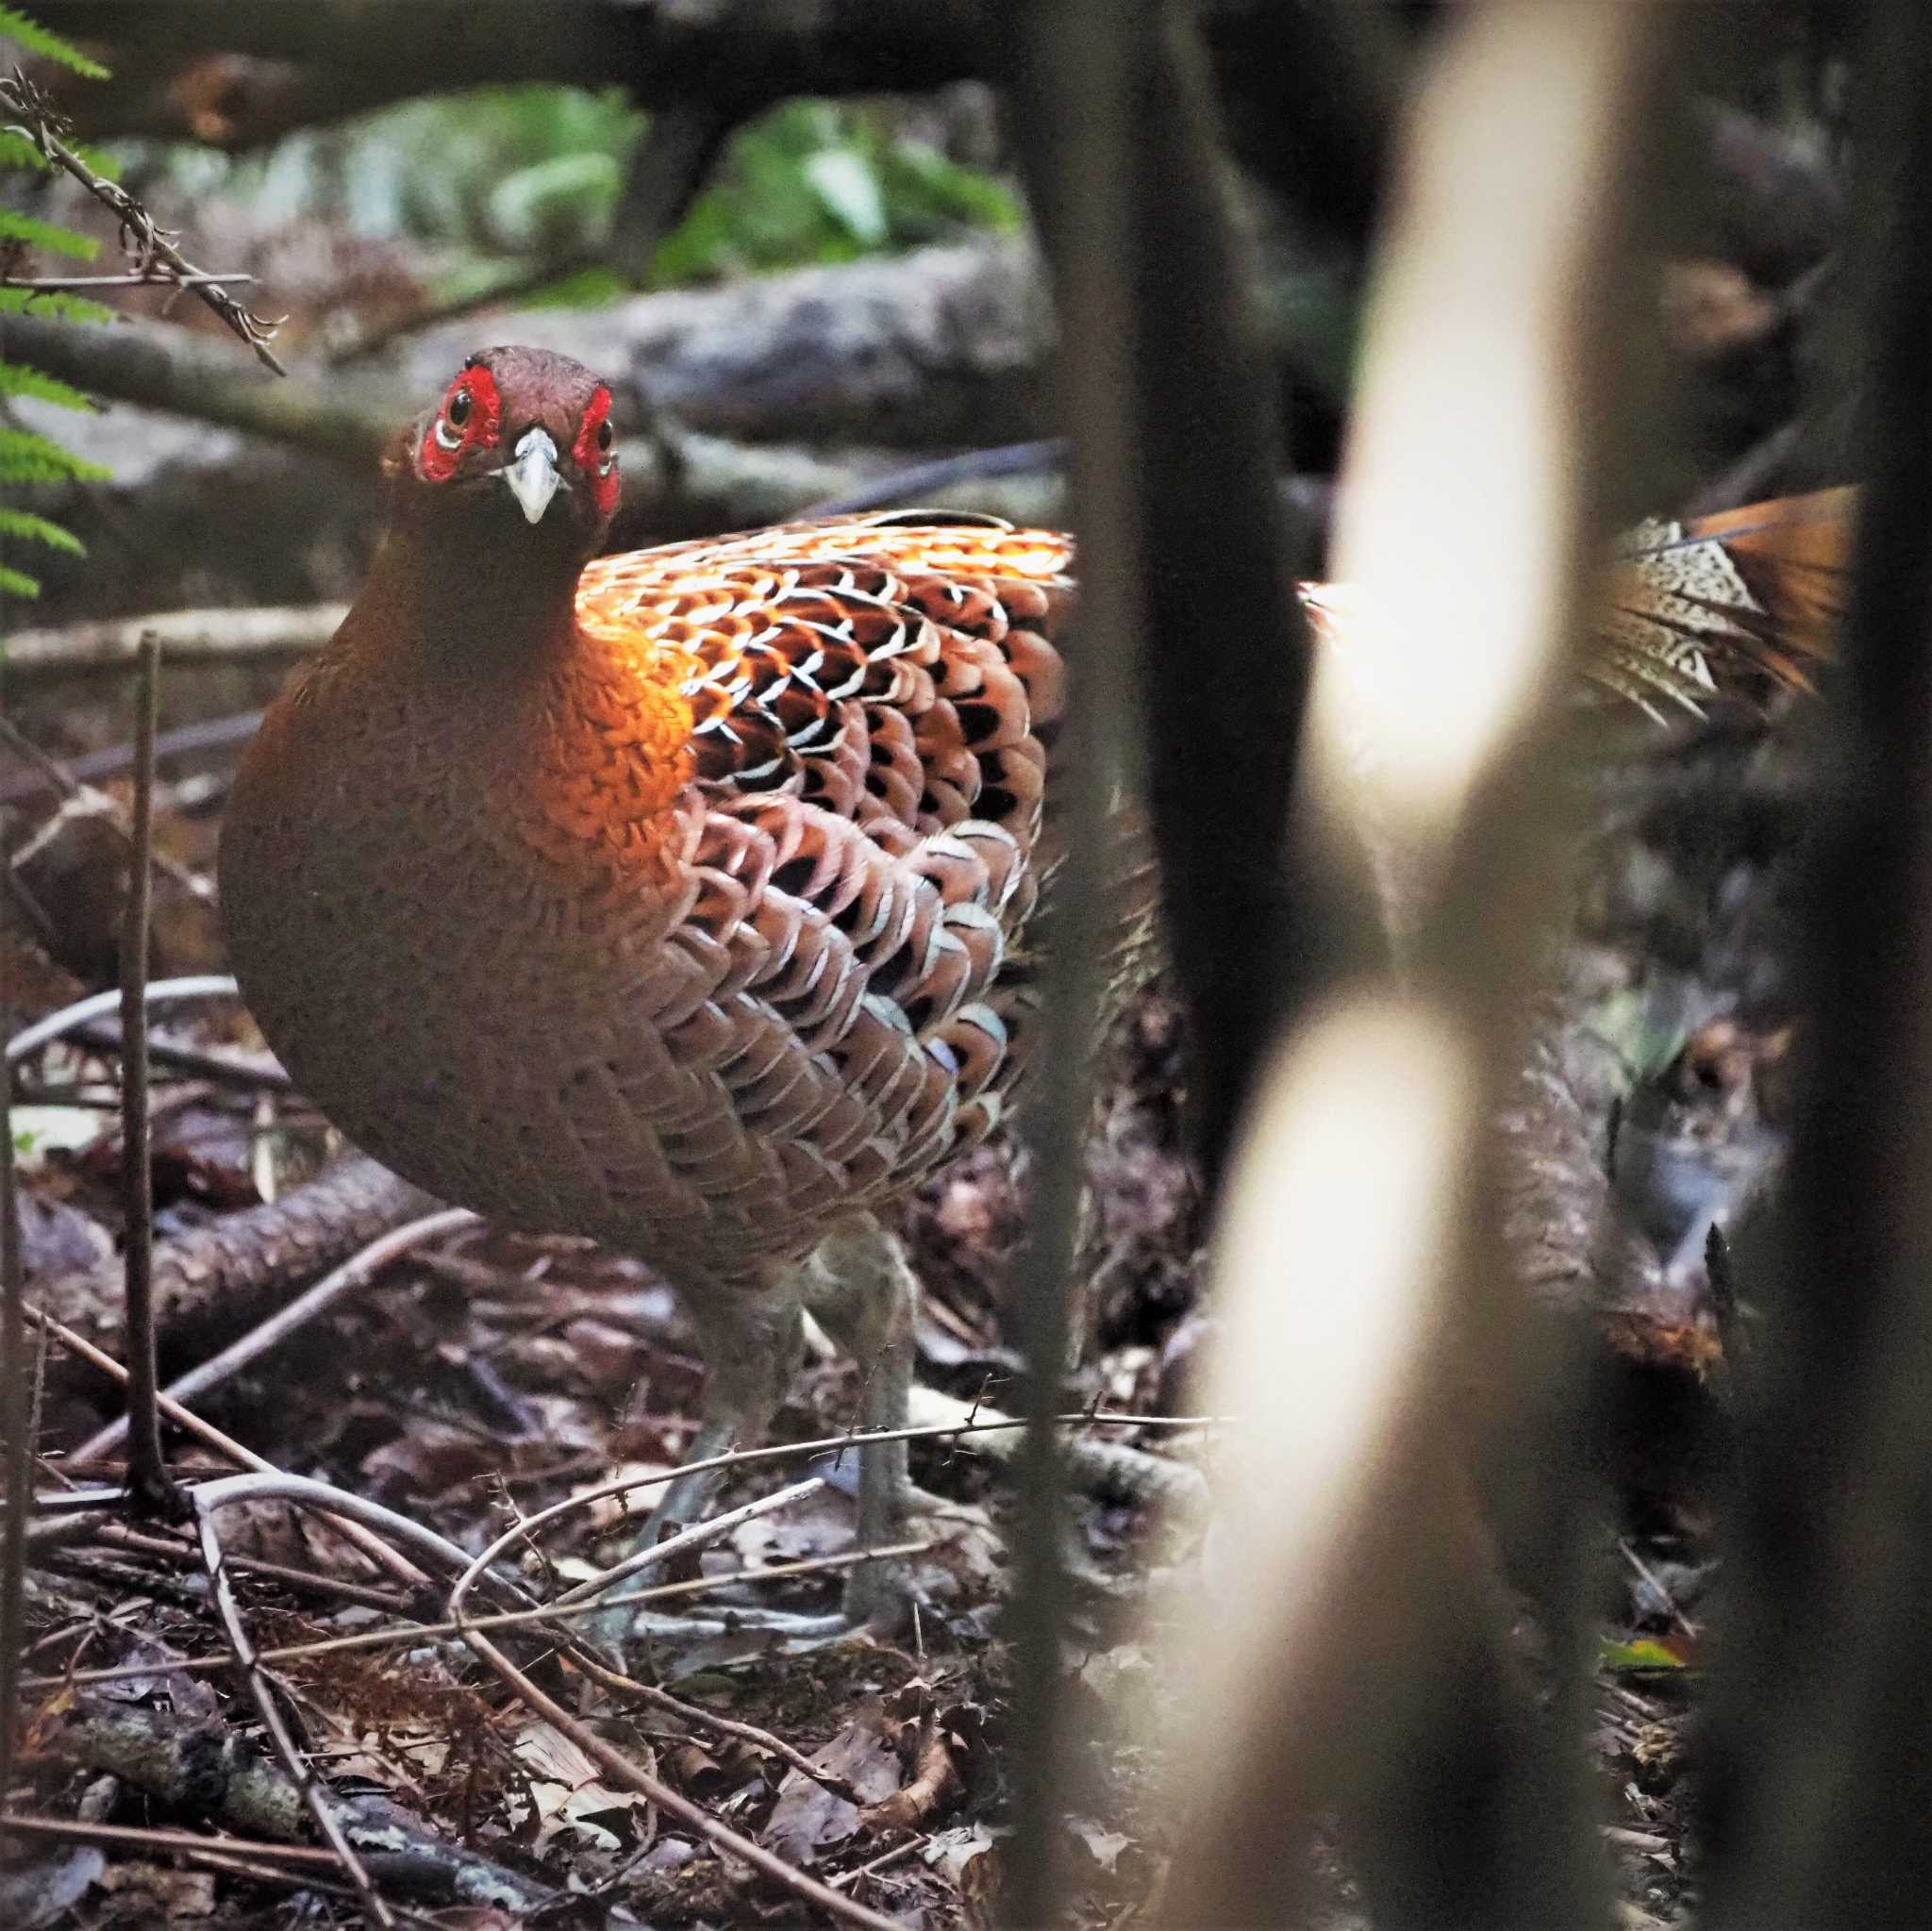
[220, 344, 1848, 1622]
[221, 347, 1075, 1619]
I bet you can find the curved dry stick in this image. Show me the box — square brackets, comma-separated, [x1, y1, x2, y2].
[16, 1538, 933, 1697]
[71, 1207, 479, 1463]
[6, 975, 240, 1065]
[187, 1472, 908, 1931]
[541, 1476, 824, 1609]
[25, 1306, 426, 1590]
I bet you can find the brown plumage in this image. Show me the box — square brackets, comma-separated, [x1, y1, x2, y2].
[219, 345, 1852, 1621]
[221, 348, 1078, 1618]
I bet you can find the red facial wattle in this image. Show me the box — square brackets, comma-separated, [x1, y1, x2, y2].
[572, 385, 620, 520]
[419, 365, 503, 482]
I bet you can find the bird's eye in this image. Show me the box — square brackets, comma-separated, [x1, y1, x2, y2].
[596, 418, 614, 455]
[432, 389, 472, 452]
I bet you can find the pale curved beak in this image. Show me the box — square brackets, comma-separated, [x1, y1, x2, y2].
[503, 427, 561, 525]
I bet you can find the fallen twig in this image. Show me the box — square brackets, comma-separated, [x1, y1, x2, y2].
[905, 1382, 1207, 1513]
[72, 1206, 477, 1463]
[25, 1304, 428, 1590]
[66, 1019, 288, 1091]
[5, 974, 239, 1065]
[0, 711, 216, 907]
[19, 1538, 937, 1696]
[32, 1153, 435, 1400]
[194, 1492, 400, 1925]
[1, 1811, 342, 1870]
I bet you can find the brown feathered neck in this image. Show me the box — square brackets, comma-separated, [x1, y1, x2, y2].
[360, 481, 586, 671]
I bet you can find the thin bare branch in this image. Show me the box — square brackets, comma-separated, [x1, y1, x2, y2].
[193, 1497, 397, 1926]
[71, 1206, 477, 1464]
[0, 1813, 346, 1871]
[0, 66, 285, 371]
[19, 1539, 935, 1695]
[0, 270, 257, 290]
[115, 636, 173, 1514]
[24, 1305, 428, 1590]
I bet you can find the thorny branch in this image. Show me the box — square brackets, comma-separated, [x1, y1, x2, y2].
[0, 66, 285, 373]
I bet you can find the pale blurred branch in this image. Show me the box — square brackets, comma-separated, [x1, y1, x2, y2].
[1159, 3, 1676, 1922]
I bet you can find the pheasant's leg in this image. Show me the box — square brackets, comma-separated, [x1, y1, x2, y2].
[795, 1215, 925, 1623]
[586, 1278, 819, 1650]
[633, 1415, 738, 1549]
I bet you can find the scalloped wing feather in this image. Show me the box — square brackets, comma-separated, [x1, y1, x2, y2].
[568, 513, 1075, 1257]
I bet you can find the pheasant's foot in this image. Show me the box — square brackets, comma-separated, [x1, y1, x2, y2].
[819, 1453, 1000, 1629]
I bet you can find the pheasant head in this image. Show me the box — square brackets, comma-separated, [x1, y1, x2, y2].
[379, 345, 622, 618]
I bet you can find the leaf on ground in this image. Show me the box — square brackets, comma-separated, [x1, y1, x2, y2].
[924, 1822, 1004, 1917]
[1068, 1816, 1135, 1874]
[360, 1423, 507, 1499]
[95, 1863, 216, 1917]
[1599, 1635, 1695, 1673]
[0, 1844, 104, 1929]
[862, 1710, 958, 1833]
[763, 1701, 906, 1865]
[508, 1719, 649, 1856]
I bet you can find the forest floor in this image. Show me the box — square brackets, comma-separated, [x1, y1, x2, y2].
[4, 718, 1717, 1926]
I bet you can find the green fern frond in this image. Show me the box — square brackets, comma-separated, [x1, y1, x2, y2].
[0, 207, 98, 260]
[0, 128, 45, 170]
[0, 4, 109, 78]
[0, 287, 113, 323]
[1, 6, 114, 606]
[0, 424, 111, 483]
[0, 127, 121, 176]
[0, 358, 94, 410]
[0, 507, 85, 555]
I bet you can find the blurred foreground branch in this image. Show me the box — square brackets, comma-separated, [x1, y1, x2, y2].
[1159, 2, 1674, 1922]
